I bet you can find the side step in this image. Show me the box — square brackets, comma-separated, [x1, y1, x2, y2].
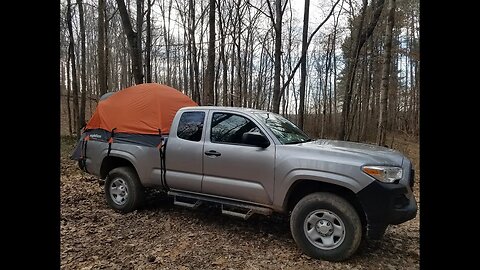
[168, 190, 273, 219]
[221, 205, 253, 220]
[173, 196, 202, 209]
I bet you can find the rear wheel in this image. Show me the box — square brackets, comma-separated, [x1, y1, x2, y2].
[290, 192, 362, 261]
[105, 166, 144, 213]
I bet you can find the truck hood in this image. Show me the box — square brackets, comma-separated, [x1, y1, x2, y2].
[298, 139, 404, 166]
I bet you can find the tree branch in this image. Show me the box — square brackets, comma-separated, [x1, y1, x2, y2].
[280, 0, 341, 96]
[247, 1, 270, 20]
[265, 0, 276, 26]
[281, 0, 289, 16]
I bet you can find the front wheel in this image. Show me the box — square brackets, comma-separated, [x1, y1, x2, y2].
[105, 166, 144, 213]
[290, 192, 362, 261]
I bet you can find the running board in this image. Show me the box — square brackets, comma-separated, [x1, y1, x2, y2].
[173, 196, 202, 209]
[221, 205, 253, 220]
[168, 191, 273, 219]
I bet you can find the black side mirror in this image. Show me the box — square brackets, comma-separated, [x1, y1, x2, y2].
[242, 132, 270, 148]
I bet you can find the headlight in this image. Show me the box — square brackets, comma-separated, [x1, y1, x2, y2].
[362, 166, 403, 183]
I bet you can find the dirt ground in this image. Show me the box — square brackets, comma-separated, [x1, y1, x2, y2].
[60, 135, 420, 270]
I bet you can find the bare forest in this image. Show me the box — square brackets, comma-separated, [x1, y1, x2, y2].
[60, 0, 419, 145]
[60, 0, 420, 268]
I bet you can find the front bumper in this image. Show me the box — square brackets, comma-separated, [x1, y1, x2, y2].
[356, 180, 417, 239]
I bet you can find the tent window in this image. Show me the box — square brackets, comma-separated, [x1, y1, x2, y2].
[177, 111, 205, 142]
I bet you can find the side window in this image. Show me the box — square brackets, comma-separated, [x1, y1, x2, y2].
[177, 111, 205, 142]
[211, 112, 261, 144]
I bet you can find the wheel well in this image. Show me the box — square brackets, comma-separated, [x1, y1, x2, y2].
[100, 156, 136, 179]
[285, 180, 366, 227]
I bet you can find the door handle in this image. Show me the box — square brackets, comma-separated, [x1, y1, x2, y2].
[204, 150, 221, 157]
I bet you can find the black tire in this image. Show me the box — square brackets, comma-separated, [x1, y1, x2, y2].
[104, 166, 144, 213]
[290, 192, 362, 261]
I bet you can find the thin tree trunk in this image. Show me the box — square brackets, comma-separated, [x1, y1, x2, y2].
[145, 0, 153, 83]
[218, 1, 228, 106]
[160, 0, 172, 85]
[67, 0, 80, 138]
[66, 46, 73, 136]
[98, 0, 107, 95]
[77, 0, 87, 131]
[230, 32, 236, 107]
[116, 0, 144, 84]
[136, 0, 144, 82]
[377, 0, 396, 146]
[322, 34, 332, 138]
[298, 0, 310, 130]
[183, 27, 189, 95]
[270, 0, 284, 113]
[203, 0, 215, 105]
[188, 0, 200, 104]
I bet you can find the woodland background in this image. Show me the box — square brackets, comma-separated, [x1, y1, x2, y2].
[60, 0, 419, 146]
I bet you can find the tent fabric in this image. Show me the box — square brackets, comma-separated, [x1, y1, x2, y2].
[86, 83, 197, 135]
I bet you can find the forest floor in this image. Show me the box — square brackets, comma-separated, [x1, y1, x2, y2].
[60, 134, 419, 270]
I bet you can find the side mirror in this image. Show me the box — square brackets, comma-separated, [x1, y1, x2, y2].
[242, 132, 270, 148]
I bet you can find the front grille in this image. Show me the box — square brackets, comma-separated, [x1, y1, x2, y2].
[409, 169, 415, 188]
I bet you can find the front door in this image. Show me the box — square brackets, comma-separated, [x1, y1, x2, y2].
[202, 111, 275, 205]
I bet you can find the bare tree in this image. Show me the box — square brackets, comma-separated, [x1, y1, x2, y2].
[115, 0, 144, 84]
[98, 0, 108, 95]
[77, 0, 87, 130]
[267, 0, 287, 114]
[159, 0, 172, 85]
[298, 0, 310, 130]
[66, 0, 80, 139]
[338, 0, 385, 140]
[203, 0, 215, 105]
[377, 0, 396, 145]
[188, 0, 201, 104]
[145, 0, 154, 83]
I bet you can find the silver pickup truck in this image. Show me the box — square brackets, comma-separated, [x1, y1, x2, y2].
[75, 106, 417, 261]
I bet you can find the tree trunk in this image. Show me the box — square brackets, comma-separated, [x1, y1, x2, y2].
[66, 46, 73, 136]
[67, 0, 80, 138]
[98, 0, 107, 96]
[77, 0, 87, 131]
[298, 0, 310, 130]
[377, 0, 396, 146]
[338, 0, 385, 140]
[322, 34, 332, 138]
[271, 0, 283, 113]
[188, 0, 201, 104]
[145, 0, 153, 83]
[230, 31, 236, 107]
[115, 0, 144, 84]
[203, 0, 215, 105]
[160, 0, 172, 85]
[218, 1, 228, 106]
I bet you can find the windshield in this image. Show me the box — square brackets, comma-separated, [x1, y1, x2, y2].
[254, 112, 311, 144]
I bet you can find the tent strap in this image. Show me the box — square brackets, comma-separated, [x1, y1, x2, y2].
[158, 129, 169, 191]
[107, 128, 117, 156]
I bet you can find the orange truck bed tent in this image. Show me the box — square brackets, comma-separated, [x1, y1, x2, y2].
[86, 83, 197, 135]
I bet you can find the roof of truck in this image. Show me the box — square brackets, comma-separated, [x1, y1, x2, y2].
[180, 106, 270, 114]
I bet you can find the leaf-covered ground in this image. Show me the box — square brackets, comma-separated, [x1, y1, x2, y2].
[61, 136, 420, 269]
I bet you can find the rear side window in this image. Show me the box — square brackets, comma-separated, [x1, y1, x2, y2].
[210, 112, 260, 144]
[177, 111, 205, 141]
